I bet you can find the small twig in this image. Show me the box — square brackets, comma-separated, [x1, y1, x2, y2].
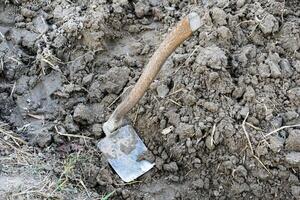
[245, 122, 262, 131]
[41, 58, 61, 72]
[253, 154, 271, 175]
[167, 99, 182, 107]
[0, 31, 4, 39]
[0, 126, 27, 145]
[55, 126, 92, 139]
[10, 81, 16, 98]
[174, 45, 200, 74]
[7, 56, 22, 65]
[0, 57, 4, 71]
[0, 139, 32, 157]
[27, 113, 45, 120]
[242, 112, 254, 154]
[211, 123, 216, 147]
[78, 179, 90, 198]
[264, 124, 300, 137]
[133, 106, 140, 125]
[166, 88, 184, 97]
[12, 189, 51, 198]
[108, 87, 131, 108]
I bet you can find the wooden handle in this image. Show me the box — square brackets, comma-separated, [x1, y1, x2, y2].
[104, 13, 201, 135]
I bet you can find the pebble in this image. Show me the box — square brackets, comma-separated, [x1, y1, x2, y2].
[258, 63, 270, 78]
[287, 87, 300, 105]
[259, 13, 279, 34]
[240, 106, 249, 118]
[21, 8, 36, 18]
[265, 53, 281, 78]
[92, 124, 103, 137]
[285, 152, 300, 166]
[211, 7, 227, 26]
[175, 123, 195, 139]
[192, 178, 204, 189]
[283, 110, 299, 122]
[205, 135, 215, 150]
[291, 186, 300, 199]
[279, 59, 293, 77]
[73, 103, 95, 125]
[286, 130, 300, 151]
[134, 1, 150, 18]
[203, 102, 219, 112]
[293, 60, 300, 73]
[163, 162, 179, 172]
[156, 84, 169, 98]
[269, 136, 284, 153]
[243, 86, 256, 102]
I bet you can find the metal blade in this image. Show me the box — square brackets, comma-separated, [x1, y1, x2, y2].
[97, 125, 154, 182]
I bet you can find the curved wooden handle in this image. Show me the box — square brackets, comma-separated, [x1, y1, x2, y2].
[104, 13, 201, 135]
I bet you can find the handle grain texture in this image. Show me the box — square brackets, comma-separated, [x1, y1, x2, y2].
[104, 13, 201, 135]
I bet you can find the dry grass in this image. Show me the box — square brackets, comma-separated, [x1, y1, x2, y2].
[55, 125, 93, 140]
[242, 112, 254, 154]
[241, 112, 271, 175]
[173, 45, 200, 74]
[264, 124, 300, 137]
[0, 122, 103, 199]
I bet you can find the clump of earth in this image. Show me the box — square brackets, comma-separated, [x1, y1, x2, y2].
[0, 0, 300, 199]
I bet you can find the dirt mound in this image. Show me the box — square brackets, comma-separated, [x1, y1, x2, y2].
[0, 0, 300, 199]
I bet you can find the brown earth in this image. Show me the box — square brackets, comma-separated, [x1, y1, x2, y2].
[0, 0, 300, 199]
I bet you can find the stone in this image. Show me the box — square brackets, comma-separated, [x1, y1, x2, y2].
[291, 186, 300, 199]
[285, 152, 300, 166]
[82, 73, 94, 86]
[166, 110, 180, 126]
[99, 67, 130, 94]
[235, 165, 248, 177]
[182, 93, 197, 106]
[203, 102, 219, 112]
[15, 75, 30, 95]
[289, 173, 299, 185]
[64, 114, 79, 133]
[163, 162, 178, 172]
[211, 7, 227, 26]
[88, 80, 104, 102]
[269, 136, 284, 153]
[240, 106, 249, 118]
[28, 127, 52, 148]
[134, 1, 150, 18]
[196, 45, 227, 69]
[243, 86, 256, 102]
[236, 0, 246, 8]
[175, 123, 195, 139]
[286, 130, 300, 151]
[279, 59, 293, 77]
[21, 8, 36, 18]
[265, 53, 281, 78]
[283, 111, 299, 122]
[156, 84, 169, 98]
[287, 87, 300, 106]
[205, 135, 215, 150]
[231, 182, 250, 194]
[73, 103, 95, 125]
[293, 60, 300, 73]
[92, 124, 103, 137]
[257, 63, 270, 78]
[259, 13, 279, 34]
[192, 178, 204, 189]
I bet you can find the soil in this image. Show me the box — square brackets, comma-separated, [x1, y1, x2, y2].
[0, 0, 300, 199]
